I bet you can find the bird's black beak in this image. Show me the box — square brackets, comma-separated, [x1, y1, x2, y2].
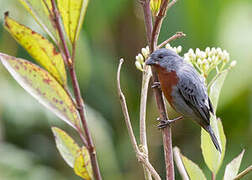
[145, 57, 157, 65]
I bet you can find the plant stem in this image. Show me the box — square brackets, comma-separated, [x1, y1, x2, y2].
[69, 66, 102, 180]
[141, 0, 179, 179]
[173, 147, 189, 180]
[51, 0, 102, 179]
[139, 65, 152, 180]
[212, 172, 215, 180]
[117, 59, 161, 180]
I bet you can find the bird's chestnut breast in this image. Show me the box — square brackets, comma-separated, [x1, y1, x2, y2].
[156, 66, 179, 107]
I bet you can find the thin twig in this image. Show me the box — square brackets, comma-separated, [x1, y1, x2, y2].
[117, 59, 161, 180]
[139, 65, 152, 180]
[139, 2, 154, 178]
[50, 1, 102, 179]
[234, 165, 252, 180]
[167, 0, 177, 10]
[138, 155, 162, 180]
[173, 147, 189, 180]
[158, 32, 186, 48]
[117, 59, 139, 154]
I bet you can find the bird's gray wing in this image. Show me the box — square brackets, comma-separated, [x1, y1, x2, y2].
[177, 66, 213, 125]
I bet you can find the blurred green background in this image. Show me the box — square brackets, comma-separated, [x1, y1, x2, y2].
[0, 0, 251, 179]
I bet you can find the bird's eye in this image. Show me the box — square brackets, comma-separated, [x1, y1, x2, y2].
[158, 54, 164, 59]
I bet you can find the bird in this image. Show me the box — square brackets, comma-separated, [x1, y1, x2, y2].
[145, 48, 221, 152]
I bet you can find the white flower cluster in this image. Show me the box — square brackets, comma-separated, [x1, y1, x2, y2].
[135, 46, 150, 71]
[184, 47, 237, 77]
[165, 43, 182, 54]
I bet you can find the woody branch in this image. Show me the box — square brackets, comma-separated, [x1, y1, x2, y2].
[50, 0, 102, 179]
[140, 0, 184, 179]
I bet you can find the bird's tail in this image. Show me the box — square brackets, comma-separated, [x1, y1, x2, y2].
[206, 125, 222, 153]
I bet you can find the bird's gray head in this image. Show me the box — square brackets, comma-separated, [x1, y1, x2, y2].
[145, 48, 181, 69]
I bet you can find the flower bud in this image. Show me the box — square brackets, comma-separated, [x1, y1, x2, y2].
[211, 47, 216, 55]
[230, 60, 237, 68]
[135, 61, 143, 71]
[223, 50, 230, 62]
[136, 53, 144, 64]
[205, 47, 210, 55]
[176, 46, 182, 53]
[141, 47, 149, 59]
[165, 43, 171, 49]
[196, 48, 201, 57]
[197, 58, 202, 65]
[216, 47, 222, 55]
[188, 48, 194, 55]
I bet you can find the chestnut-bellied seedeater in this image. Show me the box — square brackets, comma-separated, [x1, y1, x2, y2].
[146, 48, 221, 152]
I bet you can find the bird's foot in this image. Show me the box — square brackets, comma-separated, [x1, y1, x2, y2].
[157, 116, 183, 129]
[151, 81, 161, 89]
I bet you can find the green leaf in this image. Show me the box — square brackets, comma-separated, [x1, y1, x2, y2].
[223, 150, 245, 180]
[201, 117, 226, 174]
[173, 147, 206, 180]
[18, 0, 58, 43]
[51, 127, 81, 168]
[0, 53, 79, 128]
[4, 14, 67, 86]
[57, 0, 89, 43]
[74, 146, 93, 180]
[201, 70, 228, 173]
[208, 70, 228, 112]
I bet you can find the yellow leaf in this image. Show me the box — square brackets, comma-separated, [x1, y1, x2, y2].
[74, 146, 93, 180]
[58, 0, 89, 43]
[4, 14, 67, 86]
[0, 53, 79, 128]
[52, 127, 81, 168]
[18, 0, 58, 43]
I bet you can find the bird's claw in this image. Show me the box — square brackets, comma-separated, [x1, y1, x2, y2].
[151, 82, 161, 89]
[157, 116, 183, 129]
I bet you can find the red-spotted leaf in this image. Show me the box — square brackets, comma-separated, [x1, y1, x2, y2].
[0, 53, 79, 128]
[4, 14, 67, 86]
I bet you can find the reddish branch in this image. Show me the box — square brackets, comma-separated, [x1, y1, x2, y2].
[50, 0, 102, 179]
[141, 0, 181, 179]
